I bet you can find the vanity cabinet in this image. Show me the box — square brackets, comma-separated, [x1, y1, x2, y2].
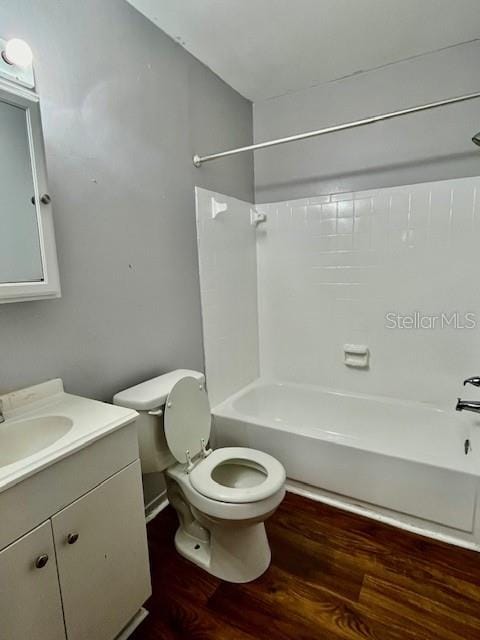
[0, 521, 65, 640]
[52, 462, 151, 640]
[0, 381, 150, 639]
[0, 459, 150, 640]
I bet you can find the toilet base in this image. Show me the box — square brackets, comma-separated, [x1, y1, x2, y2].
[174, 520, 272, 583]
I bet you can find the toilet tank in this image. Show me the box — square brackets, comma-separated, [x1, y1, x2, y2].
[113, 369, 205, 474]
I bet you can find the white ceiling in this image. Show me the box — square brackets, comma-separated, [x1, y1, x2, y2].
[128, 0, 480, 101]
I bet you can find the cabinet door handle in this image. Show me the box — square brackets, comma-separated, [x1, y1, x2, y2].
[67, 533, 79, 545]
[35, 554, 49, 569]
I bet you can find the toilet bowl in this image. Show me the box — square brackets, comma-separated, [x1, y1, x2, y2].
[114, 370, 286, 583]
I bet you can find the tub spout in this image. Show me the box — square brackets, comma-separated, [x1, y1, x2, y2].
[456, 398, 480, 413]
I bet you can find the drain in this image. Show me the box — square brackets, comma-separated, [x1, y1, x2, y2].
[194, 544, 200, 550]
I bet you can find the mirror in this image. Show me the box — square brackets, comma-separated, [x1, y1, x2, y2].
[0, 79, 60, 302]
[0, 100, 42, 283]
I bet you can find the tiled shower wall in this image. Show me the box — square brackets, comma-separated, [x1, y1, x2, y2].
[257, 176, 480, 407]
[195, 188, 259, 406]
[197, 177, 480, 408]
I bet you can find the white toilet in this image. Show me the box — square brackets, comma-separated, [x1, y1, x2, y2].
[114, 370, 286, 583]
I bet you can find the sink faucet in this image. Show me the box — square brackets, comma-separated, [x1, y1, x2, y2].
[457, 376, 480, 413]
[456, 399, 480, 414]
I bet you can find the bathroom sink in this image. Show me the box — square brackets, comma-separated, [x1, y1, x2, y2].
[0, 379, 138, 495]
[0, 416, 73, 467]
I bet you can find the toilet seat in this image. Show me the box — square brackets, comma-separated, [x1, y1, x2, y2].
[163, 377, 286, 505]
[189, 447, 286, 504]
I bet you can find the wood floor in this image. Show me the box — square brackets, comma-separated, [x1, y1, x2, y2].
[131, 492, 480, 639]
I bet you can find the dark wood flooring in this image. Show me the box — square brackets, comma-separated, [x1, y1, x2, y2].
[131, 492, 480, 639]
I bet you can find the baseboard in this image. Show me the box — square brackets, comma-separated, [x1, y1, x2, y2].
[116, 608, 149, 640]
[285, 480, 480, 553]
[145, 495, 169, 523]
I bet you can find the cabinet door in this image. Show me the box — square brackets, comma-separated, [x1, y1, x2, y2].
[0, 521, 65, 640]
[52, 461, 151, 640]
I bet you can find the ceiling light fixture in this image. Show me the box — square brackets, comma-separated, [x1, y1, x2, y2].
[1, 38, 33, 68]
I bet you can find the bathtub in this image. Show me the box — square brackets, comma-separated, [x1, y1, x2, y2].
[212, 380, 480, 550]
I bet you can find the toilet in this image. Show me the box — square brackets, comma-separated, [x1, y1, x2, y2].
[114, 370, 286, 583]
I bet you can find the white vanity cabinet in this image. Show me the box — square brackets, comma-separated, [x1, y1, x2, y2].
[52, 462, 151, 640]
[0, 521, 65, 640]
[0, 460, 150, 640]
[0, 382, 152, 640]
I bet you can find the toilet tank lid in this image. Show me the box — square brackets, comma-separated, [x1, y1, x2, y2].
[113, 369, 205, 411]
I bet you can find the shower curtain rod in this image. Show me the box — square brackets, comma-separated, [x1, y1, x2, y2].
[193, 91, 480, 167]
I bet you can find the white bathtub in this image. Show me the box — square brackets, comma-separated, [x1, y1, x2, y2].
[212, 380, 480, 550]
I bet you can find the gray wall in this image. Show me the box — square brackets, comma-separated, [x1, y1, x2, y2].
[0, 0, 253, 399]
[254, 40, 480, 203]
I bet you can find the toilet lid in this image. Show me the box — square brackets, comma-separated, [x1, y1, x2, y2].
[164, 376, 211, 463]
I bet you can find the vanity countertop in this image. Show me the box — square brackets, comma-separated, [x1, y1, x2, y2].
[0, 379, 138, 493]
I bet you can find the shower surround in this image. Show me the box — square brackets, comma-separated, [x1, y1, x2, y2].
[195, 177, 480, 549]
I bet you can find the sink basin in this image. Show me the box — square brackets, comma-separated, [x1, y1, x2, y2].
[0, 416, 73, 467]
[0, 379, 138, 496]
